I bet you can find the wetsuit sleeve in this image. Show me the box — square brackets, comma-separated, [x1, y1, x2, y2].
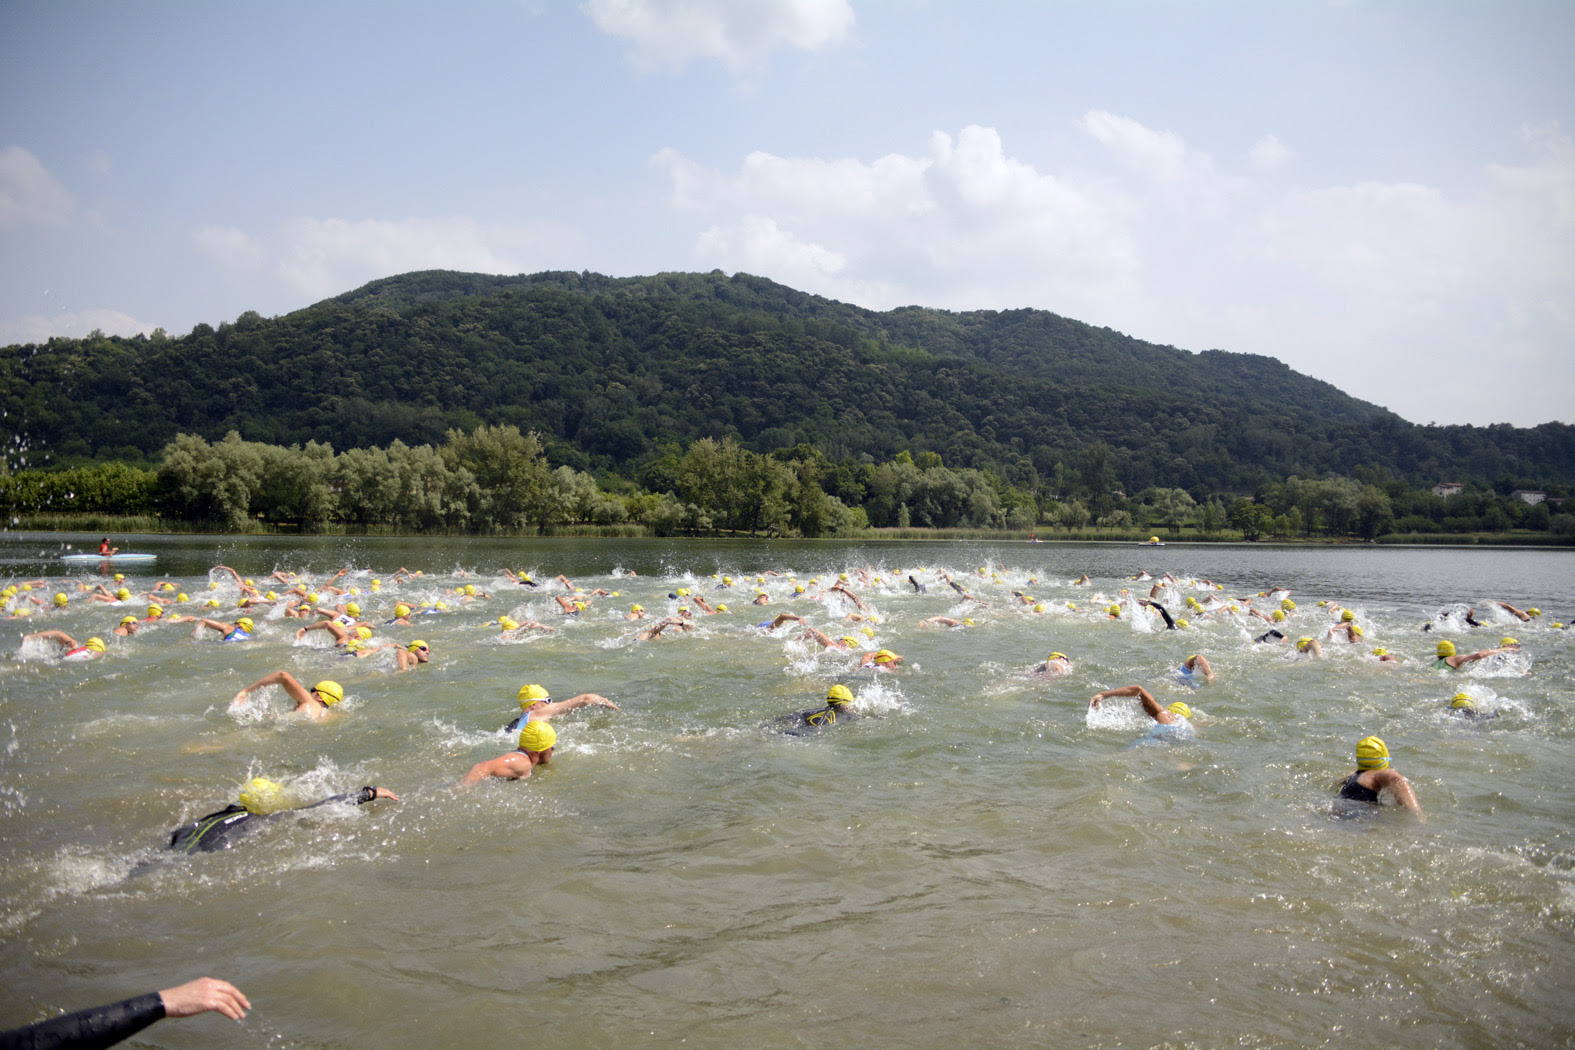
[0, 991, 164, 1050]
[297, 787, 378, 811]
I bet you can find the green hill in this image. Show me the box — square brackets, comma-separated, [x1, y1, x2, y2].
[2, 269, 1570, 492]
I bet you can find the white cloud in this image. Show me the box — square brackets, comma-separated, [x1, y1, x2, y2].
[0, 307, 158, 347]
[653, 115, 1575, 424]
[0, 146, 74, 228]
[586, 0, 854, 73]
[193, 215, 579, 302]
[1250, 135, 1290, 171]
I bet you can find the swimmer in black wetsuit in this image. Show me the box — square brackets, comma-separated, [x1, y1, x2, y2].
[1138, 599, 1178, 630]
[0, 976, 248, 1047]
[778, 684, 859, 734]
[165, 779, 399, 854]
[1334, 736, 1424, 822]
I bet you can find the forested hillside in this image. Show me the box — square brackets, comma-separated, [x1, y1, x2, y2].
[2, 269, 1571, 493]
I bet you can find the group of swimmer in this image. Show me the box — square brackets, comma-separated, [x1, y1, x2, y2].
[9, 560, 1560, 852]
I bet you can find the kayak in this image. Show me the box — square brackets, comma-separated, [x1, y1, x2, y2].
[60, 552, 158, 564]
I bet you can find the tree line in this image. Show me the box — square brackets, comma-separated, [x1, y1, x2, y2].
[2, 428, 1567, 541]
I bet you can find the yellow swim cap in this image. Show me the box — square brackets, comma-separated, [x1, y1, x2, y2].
[1341, 610, 1355, 622]
[631, 604, 643, 613]
[794, 585, 805, 593]
[346, 602, 360, 616]
[862, 627, 875, 637]
[1372, 647, 1388, 656]
[177, 593, 189, 603]
[963, 618, 975, 625]
[1282, 599, 1296, 610]
[517, 719, 557, 753]
[408, 639, 428, 652]
[85, 637, 106, 652]
[873, 649, 898, 664]
[1436, 639, 1456, 658]
[115, 588, 130, 600]
[499, 618, 519, 631]
[572, 601, 585, 611]
[356, 626, 372, 640]
[1272, 610, 1286, 622]
[827, 684, 854, 706]
[1500, 637, 1519, 648]
[1107, 604, 1121, 616]
[313, 680, 344, 705]
[307, 592, 320, 604]
[716, 604, 728, 612]
[53, 593, 67, 606]
[146, 605, 162, 618]
[840, 635, 858, 647]
[519, 683, 550, 704]
[1450, 692, 1474, 708]
[114, 574, 124, 582]
[120, 615, 137, 626]
[208, 581, 219, 590]
[1355, 736, 1390, 769]
[1297, 636, 1314, 649]
[463, 584, 476, 596]
[1048, 652, 1067, 661]
[1529, 608, 1541, 616]
[1176, 618, 1190, 629]
[1166, 701, 1192, 720]
[1351, 625, 1364, 636]
[238, 777, 282, 813]
[205, 598, 220, 608]
[435, 601, 448, 611]
[395, 604, 411, 617]
[236, 617, 254, 632]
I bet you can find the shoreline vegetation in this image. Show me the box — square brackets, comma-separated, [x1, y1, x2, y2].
[7, 512, 1572, 547]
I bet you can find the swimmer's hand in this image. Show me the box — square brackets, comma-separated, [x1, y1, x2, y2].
[228, 691, 249, 709]
[158, 976, 251, 1021]
[372, 786, 400, 802]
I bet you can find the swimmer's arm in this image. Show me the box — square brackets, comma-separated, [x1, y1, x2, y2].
[461, 754, 530, 784]
[23, 629, 77, 648]
[232, 670, 311, 708]
[1089, 685, 1157, 713]
[536, 694, 620, 717]
[1372, 769, 1425, 823]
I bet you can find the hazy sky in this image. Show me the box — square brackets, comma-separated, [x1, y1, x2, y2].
[2, 1, 1570, 427]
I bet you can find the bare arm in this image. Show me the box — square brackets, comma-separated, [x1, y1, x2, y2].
[1372, 768, 1426, 822]
[24, 629, 78, 648]
[532, 693, 620, 718]
[1089, 685, 1164, 720]
[232, 670, 312, 709]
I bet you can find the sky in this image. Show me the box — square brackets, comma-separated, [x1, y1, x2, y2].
[1, 0, 1571, 428]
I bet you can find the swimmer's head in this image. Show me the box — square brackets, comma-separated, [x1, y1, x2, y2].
[794, 585, 805, 594]
[873, 649, 899, 665]
[239, 778, 282, 813]
[463, 584, 476, 596]
[1450, 692, 1475, 710]
[1033, 603, 1045, 613]
[517, 719, 557, 754]
[312, 680, 344, 706]
[1355, 736, 1390, 770]
[52, 592, 67, 607]
[236, 617, 254, 632]
[1436, 639, 1456, 658]
[85, 637, 106, 652]
[630, 604, 643, 613]
[356, 626, 372, 640]
[826, 684, 854, 708]
[408, 640, 428, 653]
[345, 602, 360, 617]
[1106, 604, 1121, 617]
[499, 618, 519, 631]
[1372, 647, 1389, 657]
[1500, 637, 1520, 649]
[1296, 637, 1314, 651]
[1529, 608, 1542, 617]
[395, 604, 411, 618]
[1176, 618, 1190, 629]
[1272, 610, 1286, 622]
[115, 587, 130, 600]
[716, 604, 728, 612]
[307, 592, 320, 604]
[1166, 701, 1192, 720]
[177, 593, 188, 603]
[114, 574, 125, 582]
[1351, 625, 1364, 637]
[120, 615, 137, 626]
[146, 605, 162, 618]
[1341, 610, 1355, 622]
[519, 684, 550, 708]
[265, 590, 278, 600]
[1281, 599, 1296, 611]
[1048, 652, 1067, 662]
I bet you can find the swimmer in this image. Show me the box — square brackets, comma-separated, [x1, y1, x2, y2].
[1137, 599, 1179, 630]
[800, 627, 857, 651]
[386, 603, 414, 625]
[751, 590, 771, 606]
[908, 575, 927, 593]
[23, 630, 105, 660]
[1177, 653, 1214, 684]
[917, 616, 972, 628]
[166, 777, 398, 853]
[500, 618, 556, 637]
[1371, 647, 1400, 664]
[778, 684, 859, 732]
[858, 648, 902, 670]
[828, 581, 869, 613]
[555, 595, 588, 615]
[1433, 639, 1507, 671]
[191, 616, 254, 641]
[759, 612, 806, 631]
[462, 720, 557, 784]
[1445, 691, 1498, 721]
[1334, 736, 1424, 822]
[1294, 636, 1323, 657]
[113, 615, 140, 637]
[637, 616, 693, 640]
[1071, 574, 1091, 586]
[0, 977, 249, 1046]
[1034, 651, 1072, 676]
[350, 639, 430, 670]
[1492, 601, 1536, 622]
[625, 604, 647, 621]
[502, 684, 621, 732]
[1088, 685, 1194, 741]
[1497, 636, 1522, 651]
[294, 619, 364, 647]
[691, 596, 720, 615]
[504, 569, 538, 586]
[1326, 610, 1364, 643]
[229, 672, 345, 719]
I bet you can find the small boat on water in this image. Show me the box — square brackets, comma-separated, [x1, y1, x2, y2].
[60, 552, 158, 565]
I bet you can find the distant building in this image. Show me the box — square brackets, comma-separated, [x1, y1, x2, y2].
[1509, 489, 1547, 505]
[1432, 482, 1464, 498]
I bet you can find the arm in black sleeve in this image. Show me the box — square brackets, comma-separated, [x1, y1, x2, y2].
[296, 787, 378, 811]
[1, 991, 165, 1050]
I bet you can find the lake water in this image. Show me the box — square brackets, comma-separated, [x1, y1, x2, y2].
[2, 534, 1573, 1048]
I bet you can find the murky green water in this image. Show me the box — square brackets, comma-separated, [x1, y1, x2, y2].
[3, 534, 1573, 1047]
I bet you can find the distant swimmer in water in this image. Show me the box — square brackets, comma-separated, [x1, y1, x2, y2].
[1433, 638, 1508, 671]
[637, 615, 694, 640]
[1071, 574, 1091, 586]
[1033, 651, 1072, 676]
[1175, 653, 1214, 685]
[1421, 604, 1483, 631]
[1088, 685, 1194, 743]
[857, 648, 902, 670]
[1445, 691, 1498, 721]
[502, 683, 621, 733]
[23, 630, 106, 661]
[1334, 736, 1424, 822]
[917, 616, 972, 628]
[909, 575, 927, 593]
[1294, 636, 1323, 657]
[800, 626, 857, 651]
[229, 672, 345, 720]
[165, 777, 398, 854]
[1326, 610, 1365, 643]
[1137, 599, 1178, 630]
[191, 616, 254, 642]
[499, 617, 557, 637]
[1371, 647, 1400, 664]
[1492, 602, 1538, 622]
[777, 684, 859, 734]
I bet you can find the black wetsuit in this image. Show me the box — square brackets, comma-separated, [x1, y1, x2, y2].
[909, 576, 926, 593]
[778, 705, 856, 735]
[1254, 629, 1285, 643]
[166, 787, 378, 854]
[1, 991, 164, 1049]
[1337, 773, 1380, 804]
[1140, 600, 1177, 630]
